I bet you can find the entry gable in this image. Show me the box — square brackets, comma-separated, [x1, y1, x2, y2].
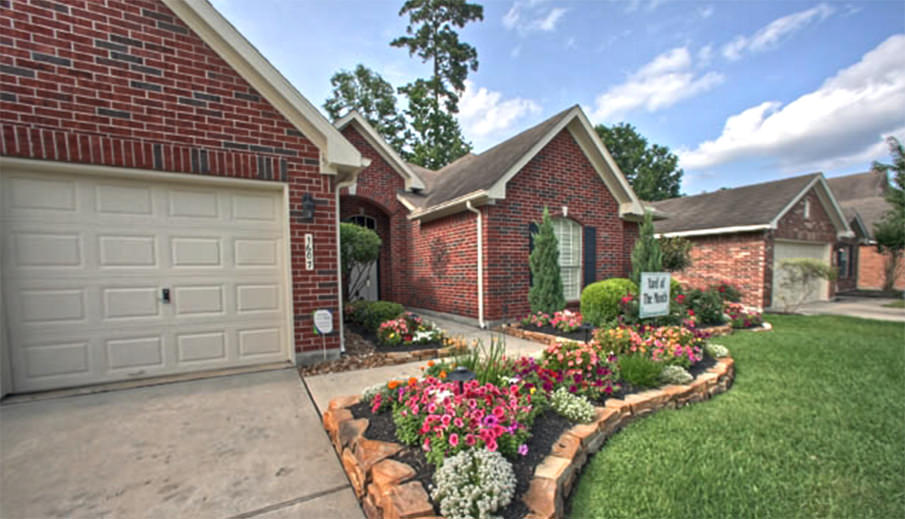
[163, 0, 366, 180]
[772, 175, 854, 239]
[335, 112, 425, 191]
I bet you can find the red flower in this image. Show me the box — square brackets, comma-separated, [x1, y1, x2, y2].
[687, 309, 695, 316]
[621, 294, 634, 304]
[676, 294, 686, 303]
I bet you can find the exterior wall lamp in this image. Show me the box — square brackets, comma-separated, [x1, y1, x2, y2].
[301, 193, 315, 221]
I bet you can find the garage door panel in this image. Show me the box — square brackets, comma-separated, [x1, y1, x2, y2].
[2, 170, 292, 393]
[772, 240, 831, 308]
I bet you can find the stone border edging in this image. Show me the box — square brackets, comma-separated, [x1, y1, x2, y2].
[323, 356, 736, 519]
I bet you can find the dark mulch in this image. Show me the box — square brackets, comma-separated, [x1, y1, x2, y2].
[348, 402, 572, 519]
[300, 326, 445, 376]
[689, 352, 717, 378]
[518, 323, 591, 343]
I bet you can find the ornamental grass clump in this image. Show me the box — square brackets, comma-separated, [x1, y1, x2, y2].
[705, 343, 730, 358]
[550, 387, 595, 423]
[659, 364, 693, 385]
[431, 448, 516, 519]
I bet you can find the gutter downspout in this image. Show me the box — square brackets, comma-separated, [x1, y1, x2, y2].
[465, 201, 486, 329]
[335, 181, 349, 353]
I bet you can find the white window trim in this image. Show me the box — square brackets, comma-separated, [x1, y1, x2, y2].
[553, 218, 582, 301]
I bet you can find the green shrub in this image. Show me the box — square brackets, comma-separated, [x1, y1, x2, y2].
[344, 300, 372, 324]
[361, 301, 404, 332]
[618, 354, 662, 388]
[529, 207, 566, 314]
[686, 287, 725, 325]
[580, 278, 638, 326]
[671, 278, 683, 296]
[550, 387, 595, 423]
[659, 365, 693, 385]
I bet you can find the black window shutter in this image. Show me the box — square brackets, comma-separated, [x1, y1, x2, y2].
[583, 226, 597, 288]
[528, 222, 538, 286]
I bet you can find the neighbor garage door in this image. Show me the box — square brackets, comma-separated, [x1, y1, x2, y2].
[1, 168, 292, 393]
[772, 240, 831, 309]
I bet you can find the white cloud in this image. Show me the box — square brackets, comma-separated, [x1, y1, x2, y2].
[722, 3, 835, 61]
[591, 47, 724, 122]
[458, 80, 542, 149]
[565, 36, 577, 49]
[502, 1, 567, 35]
[697, 5, 714, 19]
[680, 34, 905, 173]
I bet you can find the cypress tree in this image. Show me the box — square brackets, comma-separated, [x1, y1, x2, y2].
[630, 210, 663, 285]
[529, 207, 566, 313]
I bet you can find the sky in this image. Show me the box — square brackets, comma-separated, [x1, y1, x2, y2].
[210, 0, 905, 194]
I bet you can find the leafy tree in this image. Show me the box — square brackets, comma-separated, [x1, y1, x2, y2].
[871, 136, 905, 290]
[594, 122, 683, 201]
[323, 64, 409, 155]
[392, 0, 482, 168]
[659, 236, 693, 272]
[401, 79, 472, 169]
[630, 211, 663, 286]
[529, 207, 566, 314]
[340, 222, 381, 301]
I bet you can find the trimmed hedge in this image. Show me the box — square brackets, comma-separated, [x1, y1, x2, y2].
[580, 278, 638, 326]
[346, 300, 405, 332]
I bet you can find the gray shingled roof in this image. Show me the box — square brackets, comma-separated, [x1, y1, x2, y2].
[651, 173, 821, 234]
[826, 170, 887, 202]
[403, 106, 576, 210]
[827, 170, 891, 239]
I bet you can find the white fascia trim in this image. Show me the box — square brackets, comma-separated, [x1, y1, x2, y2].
[484, 106, 644, 217]
[655, 224, 772, 238]
[407, 190, 489, 221]
[163, 0, 366, 178]
[336, 112, 425, 191]
[769, 174, 852, 236]
[396, 193, 418, 212]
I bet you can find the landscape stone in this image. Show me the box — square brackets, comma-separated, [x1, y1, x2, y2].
[336, 418, 368, 451]
[383, 481, 433, 519]
[354, 438, 403, 472]
[328, 395, 361, 411]
[371, 459, 416, 494]
[522, 477, 560, 518]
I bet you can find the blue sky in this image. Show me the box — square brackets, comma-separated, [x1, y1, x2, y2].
[210, 0, 905, 194]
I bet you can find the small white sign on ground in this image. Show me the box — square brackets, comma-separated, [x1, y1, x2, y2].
[640, 272, 671, 319]
[313, 309, 333, 335]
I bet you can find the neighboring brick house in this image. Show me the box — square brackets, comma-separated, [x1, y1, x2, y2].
[338, 106, 646, 325]
[0, 0, 369, 395]
[827, 170, 905, 291]
[652, 174, 853, 310]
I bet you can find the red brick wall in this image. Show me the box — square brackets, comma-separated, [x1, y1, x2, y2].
[339, 125, 409, 303]
[672, 232, 769, 309]
[857, 245, 905, 290]
[483, 129, 631, 321]
[407, 212, 480, 318]
[0, 0, 340, 354]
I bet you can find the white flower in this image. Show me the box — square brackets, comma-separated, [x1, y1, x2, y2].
[433, 389, 453, 403]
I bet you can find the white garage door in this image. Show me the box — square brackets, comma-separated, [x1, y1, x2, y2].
[772, 240, 831, 309]
[1, 168, 292, 393]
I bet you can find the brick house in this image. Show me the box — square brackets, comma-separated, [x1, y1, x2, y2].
[827, 170, 905, 291]
[0, 0, 370, 395]
[336, 106, 646, 326]
[652, 174, 853, 310]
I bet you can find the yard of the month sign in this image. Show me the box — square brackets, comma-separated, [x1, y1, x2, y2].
[640, 272, 671, 319]
[304, 233, 314, 270]
[313, 309, 333, 335]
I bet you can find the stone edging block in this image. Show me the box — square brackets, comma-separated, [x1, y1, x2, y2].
[324, 356, 736, 519]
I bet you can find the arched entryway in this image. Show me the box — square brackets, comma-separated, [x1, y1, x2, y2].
[346, 214, 379, 301]
[340, 195, 393, 303]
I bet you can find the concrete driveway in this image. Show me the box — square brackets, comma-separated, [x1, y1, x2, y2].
[0, 369, 362, 519]
[798, 295, 905, 322]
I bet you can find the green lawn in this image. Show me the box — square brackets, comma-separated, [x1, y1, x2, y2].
[884, 299, 905, 308]
[568, 315, 905, 519]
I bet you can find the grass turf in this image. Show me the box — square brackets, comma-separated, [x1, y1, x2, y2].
[568, 315, 905, 519]
[883, 299, 905, 308]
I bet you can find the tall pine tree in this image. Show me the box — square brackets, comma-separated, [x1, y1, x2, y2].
[529, 208, 566, 314]
[630, 211, 663, 285]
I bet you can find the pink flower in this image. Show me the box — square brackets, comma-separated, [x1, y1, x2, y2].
[465, 433, 477, 446]
[486, 438, 498, 452]
[448, 433, 459, 447]
[518, 444, 529, 456]
[453, 417, 464, 428]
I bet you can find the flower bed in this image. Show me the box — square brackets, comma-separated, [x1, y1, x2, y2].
[324, 355, 736, 519]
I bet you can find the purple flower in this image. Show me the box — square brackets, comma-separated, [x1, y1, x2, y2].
[482, 414, 498, 427]
[518, 444, 529, 456]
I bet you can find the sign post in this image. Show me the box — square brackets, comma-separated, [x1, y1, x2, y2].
[639, 272, 670, 319]
[313, 309, 333, 361]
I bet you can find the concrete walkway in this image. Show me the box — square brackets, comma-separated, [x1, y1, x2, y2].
[305, 312, 546, 412]
[0, 369, 362, 519]
[798, 295, 905, 322]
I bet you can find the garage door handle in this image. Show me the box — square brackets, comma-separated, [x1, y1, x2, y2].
[162, 288, 171, 303]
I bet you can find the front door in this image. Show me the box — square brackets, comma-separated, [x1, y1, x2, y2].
[347, 215, 379, 301]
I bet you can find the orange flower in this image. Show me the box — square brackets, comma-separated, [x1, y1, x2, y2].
[427, 360, 435, 367]
[408, 377, 417, 386]
[439, 370, 447, 379]
[387, 380, 400, 390]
